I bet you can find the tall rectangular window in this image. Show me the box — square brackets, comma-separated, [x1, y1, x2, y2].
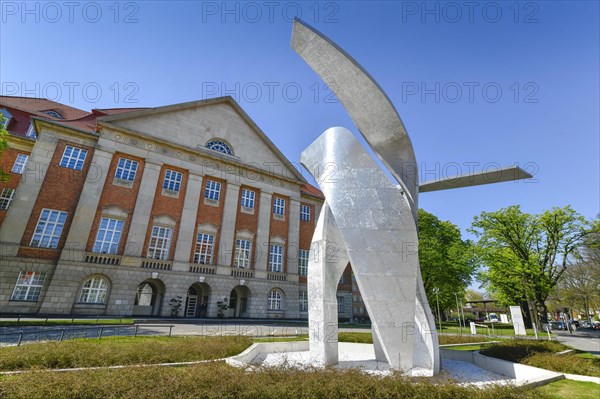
[299, 290, 308, 312]
[273, 197, 285, 216]
[0, 187, 15, 210]
[269, 244, 284, 272]
[298, 249, 309, 276]
[30, 209, 67, 248]
[241, 189, 255, 208]
[147, 226, 172, 260]
[193, 233, 215, 264]
[11, 154, 28, 174]
[59, 145, 87, 171]
[337, 296, 345, 313]
[204, 180, 221, 200]
[163, 169, 183, 192]
[92, 217, 124, 254]
[234, 239, 252, 268]
[11, 271, 46, 301]
[300, 204, 311, 222]
[115, 157, 139, 181]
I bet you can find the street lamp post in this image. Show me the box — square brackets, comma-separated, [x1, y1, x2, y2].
[433, 287, 442, 332]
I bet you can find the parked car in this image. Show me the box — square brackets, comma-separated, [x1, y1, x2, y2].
[550, 321, 567, 330]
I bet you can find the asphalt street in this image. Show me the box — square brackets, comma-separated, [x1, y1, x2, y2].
[1, 318, 598, 358]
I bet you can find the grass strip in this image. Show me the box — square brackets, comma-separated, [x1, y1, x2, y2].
[0, 336, 251, 371]
[480, 340, 600, 377]
[0, 362, 548, 399]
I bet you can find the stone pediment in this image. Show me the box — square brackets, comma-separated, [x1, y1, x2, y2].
[97, 97, 305, 184]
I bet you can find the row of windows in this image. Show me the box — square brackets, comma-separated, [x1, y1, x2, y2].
[7, 151, 314, 223]
[25, 209, 312, 275]
[10, 145, 87, 180]
[10, 271, 287, 312]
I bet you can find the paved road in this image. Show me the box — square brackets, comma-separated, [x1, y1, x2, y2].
[0, 319, 370, 346]
[554, 328, 600, 356]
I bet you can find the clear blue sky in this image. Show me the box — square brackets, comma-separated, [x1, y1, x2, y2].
[2, 1, 598, 243]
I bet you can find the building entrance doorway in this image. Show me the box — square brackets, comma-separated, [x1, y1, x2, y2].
[185, 282, 210, 318]
[229, 285, 251, 318]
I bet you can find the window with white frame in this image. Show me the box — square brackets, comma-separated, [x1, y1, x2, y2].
[300, 204, 311, 222]
[299, 290, 308, 312]
[0, 109, 12, 128]
[193, 233, 215, 264]
[234, 239, 252, 268]
[206, 140, 233, 156]
[11, 154, 28, 174]
[147, 226, 172, 260]
[10, 271, 46, 301]
[163, 169, 182, 192]
[337, 296, 345, 313]
[241, 189, 255, 208]
[204, 180, 221, 201]
[273, 197, 285, 216]
[30, 209, 67, 248]
[268, 289, 282, 311]
[43, 110, 62, 119]
[92, 217, 124, 254]
[26, 123, 37, 139]
[298, 249, 309, 276]
[0, 188, 15, 210]
[115, 157, 139, 181]
[78, 277, 108, 304]
[269, 244, 284, 272]
[59, 145, 87, 171]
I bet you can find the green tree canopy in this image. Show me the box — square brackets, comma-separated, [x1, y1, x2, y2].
[418, 209, 476, 317]
[469, 205, 596, 327]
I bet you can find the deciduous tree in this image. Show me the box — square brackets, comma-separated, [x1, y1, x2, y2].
[470, 205, 595, 328]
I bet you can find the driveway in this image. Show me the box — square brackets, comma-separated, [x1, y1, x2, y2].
[554, 328, 600, 356]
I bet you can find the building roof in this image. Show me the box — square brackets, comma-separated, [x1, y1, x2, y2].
[0, 96, 91, 136]
[301, 183, 324, 199]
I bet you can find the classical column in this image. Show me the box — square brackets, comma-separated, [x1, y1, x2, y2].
[0, 133, 59, 256]
[287, 198, 301, 275]
[123, 160, 162, 259]
[172, 172, 203, 272]
[59, 148, 113, 261]
[254, 191, 272, 272]
[216, 182, 240, 267]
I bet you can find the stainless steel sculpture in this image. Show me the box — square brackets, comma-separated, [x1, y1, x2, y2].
[292, 19, 532, 375]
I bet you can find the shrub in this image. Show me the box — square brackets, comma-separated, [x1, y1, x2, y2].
[0, 362, 547, 399]
[0, 336, 251, 371]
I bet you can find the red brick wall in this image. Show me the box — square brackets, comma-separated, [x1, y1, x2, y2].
[19, 140, 94, 260]
[233, 185, 259, 268]
[269, 194, 290, 272]
[0, 147, 31, 226]
[85, 152, 145, 254]
[190, 176, 227, 264]
[298, 202, 316, 284]
[141, 165, 188, 260]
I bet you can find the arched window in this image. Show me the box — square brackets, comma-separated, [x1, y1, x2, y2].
[135, 282, 155, 306]
[79, 277, 108, 304]
[206, 140, 233, 156]
[268, 289, 282, 311]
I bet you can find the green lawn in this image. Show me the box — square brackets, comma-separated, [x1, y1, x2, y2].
[481, 340, 600, 377]
[438, 322, 541, 337]
[536, 379, 600, 399]
[0, 362, 546, 399]
[0, 336, 251, 371]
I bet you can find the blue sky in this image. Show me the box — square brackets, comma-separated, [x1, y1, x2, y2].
[1, 1, 599, 245]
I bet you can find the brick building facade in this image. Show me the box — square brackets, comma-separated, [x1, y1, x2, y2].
[0, 95, 355, 319]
